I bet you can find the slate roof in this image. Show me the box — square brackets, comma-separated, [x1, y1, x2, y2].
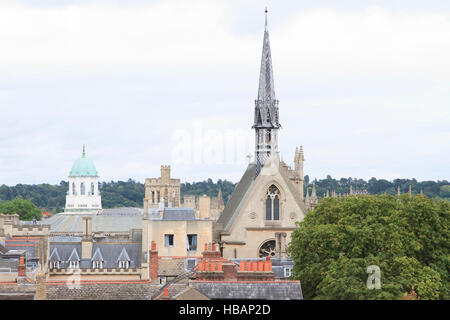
[117, 248, 130, 262]
[46, 214, 142, 233]
[102, 207, 143, 216]
[217, 164, 256, 230]
[68, 248, 80, 261]
[49, 241, 142, 269]
[49, 248, 61, 261]
[162, 208, 196, 220]
[191, 281, 303, 300]
[91, 248, 104, 261]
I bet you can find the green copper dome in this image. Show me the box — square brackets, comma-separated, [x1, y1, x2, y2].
[69, 146, 98, 177]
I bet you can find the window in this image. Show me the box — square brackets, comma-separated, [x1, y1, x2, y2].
[185, 258, 198, 271]
[49, 261, 60, 269]
[284, 266, 293, 278]
[92, 260, 103, 269]
[80, 183, 85, 195]
[265, 185, 280, 220]
[118, 261, 129, 270]
[259, 240, 276, 258]
[91, 183, 95, 195]
[187, 234, 197, 251]
[69, 261, 79, 269]
[165, 234, 174, 247]
[72, 182, 76, 195]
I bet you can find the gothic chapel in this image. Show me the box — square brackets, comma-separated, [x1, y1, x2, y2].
[215, 11, 308, 259]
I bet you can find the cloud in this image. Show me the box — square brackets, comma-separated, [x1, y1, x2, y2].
[0, 0, 449, 185]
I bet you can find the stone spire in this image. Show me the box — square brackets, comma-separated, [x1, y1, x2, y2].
[350, 185, 353, 196]
[82, 144, 86, 158]
[253, 8, 281, 177]
[397, 186, 401, 196]
[311, 183, 317, 199]
[408, 185, 412, 197]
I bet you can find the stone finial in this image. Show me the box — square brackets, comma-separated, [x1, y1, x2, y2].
[397, 186, 401, 196]
[350, 185, 353, 196]
[408, 185, 412, 198]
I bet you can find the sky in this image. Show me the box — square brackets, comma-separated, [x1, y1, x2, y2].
[0, 0, 449, 186]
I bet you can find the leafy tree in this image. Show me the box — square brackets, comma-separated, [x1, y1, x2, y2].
[0, 198, 42, 221]
[289, 194, 450, 300]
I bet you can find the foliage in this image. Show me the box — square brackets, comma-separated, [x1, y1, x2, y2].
[180, 179, 235, 203]
[289, 194, 450, 300]
[0, 179, 236, 211]
[304, 176, 450, 201]
[0, 198, 42, 221]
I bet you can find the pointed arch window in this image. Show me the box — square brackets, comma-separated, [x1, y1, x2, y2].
[265, 185, 280, 220]
[80, 183, 85, 195]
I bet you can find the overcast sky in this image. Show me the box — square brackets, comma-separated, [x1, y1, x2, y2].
[0, 0, 449, 186]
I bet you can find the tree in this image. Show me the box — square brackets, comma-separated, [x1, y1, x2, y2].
[289, 194, 450, 300]
[0, 198, 42, 221]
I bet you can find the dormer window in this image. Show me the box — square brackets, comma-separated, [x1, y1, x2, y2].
[67, 248, 80, 269]
[49, 248, 61, 270]
[118, 260, 129, 270]
[91, 248, 104, 269]
[117, 248, 131, 270]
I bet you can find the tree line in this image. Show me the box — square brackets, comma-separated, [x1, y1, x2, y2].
[0, 176, 448, 213]
[304, 175, 450, 200]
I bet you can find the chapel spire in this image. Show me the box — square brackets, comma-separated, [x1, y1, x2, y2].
[253, 8, 281, 177]
[82, 144, 86, 158]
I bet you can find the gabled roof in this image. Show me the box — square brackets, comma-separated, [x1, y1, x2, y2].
[116, 247, 130, 262]
[49, 248, 61, 261]
[216, 164, 256, 230]
[68, 248, 80, 261]
[91, 247, 104, 261]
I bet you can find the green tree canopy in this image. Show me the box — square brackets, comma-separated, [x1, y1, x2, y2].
[289, 194, 450, 300]
[0, 198, 42, 221]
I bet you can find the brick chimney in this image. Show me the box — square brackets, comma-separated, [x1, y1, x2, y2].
[17, 256, 26, 277]
[149, 241, 158, 283]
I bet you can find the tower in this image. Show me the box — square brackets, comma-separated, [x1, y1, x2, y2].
[253, 9, 281, 177]
[64, 145, 102, 214]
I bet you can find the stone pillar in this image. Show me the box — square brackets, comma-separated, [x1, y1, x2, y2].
[35, 270, 47, 300]
[81, 217, 93, 260]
